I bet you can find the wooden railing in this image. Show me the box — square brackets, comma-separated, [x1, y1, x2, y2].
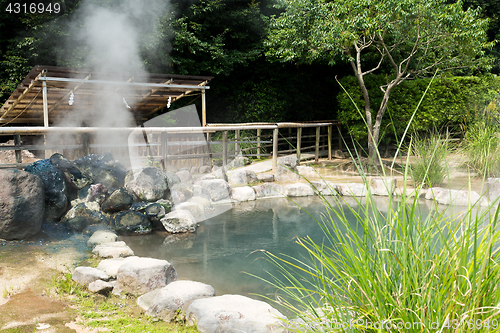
[0, 121, 343, 171]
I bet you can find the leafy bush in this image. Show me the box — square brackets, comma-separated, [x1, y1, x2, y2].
[409, 133, 450, 188]
[337, 75, 500, 145]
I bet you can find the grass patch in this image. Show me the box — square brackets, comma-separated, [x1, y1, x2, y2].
[52, 273, 199, 333]
[462, 120, 500, 177]
[408, 132, 450, 188]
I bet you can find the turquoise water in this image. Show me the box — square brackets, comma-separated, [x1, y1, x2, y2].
[122, 196, 439, 300]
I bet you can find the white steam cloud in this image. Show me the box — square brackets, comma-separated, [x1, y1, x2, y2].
[53, 0, 170, 164]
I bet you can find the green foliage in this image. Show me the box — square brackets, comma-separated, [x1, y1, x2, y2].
[462, 119, 500, 177]
[409, 133, 450, 188]
[170, 0, 266, 76]
[337, 74, 500, 144]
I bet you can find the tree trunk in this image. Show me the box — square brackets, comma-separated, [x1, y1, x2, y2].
[371, 85, 394, 163]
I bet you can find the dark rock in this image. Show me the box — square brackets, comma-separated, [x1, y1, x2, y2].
[73, 154, 126, 189]
[64, 216, 90, 233]
[49, 153, 92, 190]
[0, 169, 45, 240]
[25, 159, 69, 222]
[86, 183, 108, 204]
[112, 211, 152, 234]
[101, 188, 133, 213]
[62, 202, 110, 227]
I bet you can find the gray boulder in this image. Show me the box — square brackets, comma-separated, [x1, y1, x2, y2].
[92, 241, 135, 258]
[165, 172, 181, 187]
[0, 169, 45, 240]
[72, 266, 109, 286]
[186, 295, 286, 333]
[138, 280, 215, 321]
[426, 188, 487, 206]
[25, 159, 69, 222]
[188, 196, 213, 211]
[116, 257, 178, 296]
[161, 210, 198, 233]
[96, 256, 138, 279]
[484, 178, 500, 203]
[198, 179, 231, 202]
[112, 211, 152, 234]
[227, 169, 257, 185]
[297, 165, 317, 178]
[252, 183, 285, 199]
[101, 188, 133, 213]
[199, 166, 211, 174]
[284, 183, 315, 197]
[310, 181, 339, 196]
[257, 173, 274, 182]
[192, 185, 212, 201]
[173, 202, 205, 221]
[276, 156, 300, 182]
[87, 230, 118, 247]
[337, 183, 367, 197]
[371, 177, 397, 196]
[175, 170, 193, 183]
[88, 279, 115, 294]
[125, 167, 167, 201]
[231, 186, 256, 202]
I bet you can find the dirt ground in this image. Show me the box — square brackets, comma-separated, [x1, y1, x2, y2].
[0, 153, 486, 333]
[0, 225, 94, 333]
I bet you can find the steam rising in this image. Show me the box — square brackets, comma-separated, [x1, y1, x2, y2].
[52, 0, 169, 164]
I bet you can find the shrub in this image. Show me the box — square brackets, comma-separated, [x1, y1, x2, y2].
[462, 120, 500, 177]
[409, 133, 450, 188]
[337, 75, 500, 145]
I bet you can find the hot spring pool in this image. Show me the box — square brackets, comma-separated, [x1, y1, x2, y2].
[121, 196, 443, 300]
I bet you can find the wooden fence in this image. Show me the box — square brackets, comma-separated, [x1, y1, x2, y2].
[0, 121, 344, 171]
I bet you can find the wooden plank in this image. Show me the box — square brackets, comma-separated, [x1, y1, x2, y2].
[48, 73, 92, 113]
[297, 127, 302, 162]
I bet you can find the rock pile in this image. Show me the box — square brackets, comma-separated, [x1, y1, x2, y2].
[73, 228, 287, 333]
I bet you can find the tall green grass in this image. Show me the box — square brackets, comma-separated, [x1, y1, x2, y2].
[409, 132, 450, 188]
[462, 120, 500, 177]
[259, 76, 500, 332]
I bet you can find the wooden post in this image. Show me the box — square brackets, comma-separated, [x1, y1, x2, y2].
[337, 124, 343, 150]
[206, 133, 213, 168]
[272, 128, 278, 171]
[328, 125, 332, 160]
[297, 127, 302, 162]
[160, 132, 168, 171]
[81, 133, 90, 156]
[222, 131, 228, 167]
[14, 134, 21, 166]
[202, 90, 207, 127]
[315, 126, 320, 162]
[42, 80, 49, 158]
[235, 129, 240, 155]
[257, 129, 261, 158]
[288, 127, 292, 151]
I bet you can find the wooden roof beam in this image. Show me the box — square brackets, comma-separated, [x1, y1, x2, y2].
[1, 71, 44, 119]
[48, 73, 92, 114]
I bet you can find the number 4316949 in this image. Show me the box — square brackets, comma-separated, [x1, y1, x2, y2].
[5, 3, 61, 14]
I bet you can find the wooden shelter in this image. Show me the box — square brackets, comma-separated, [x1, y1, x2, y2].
[0, 65, 213, 127]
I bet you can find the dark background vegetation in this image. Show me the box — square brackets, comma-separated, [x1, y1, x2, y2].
[1, 0, 499, 145]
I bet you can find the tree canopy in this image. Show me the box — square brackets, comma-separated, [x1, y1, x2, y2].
[266, 0, 493, 162]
